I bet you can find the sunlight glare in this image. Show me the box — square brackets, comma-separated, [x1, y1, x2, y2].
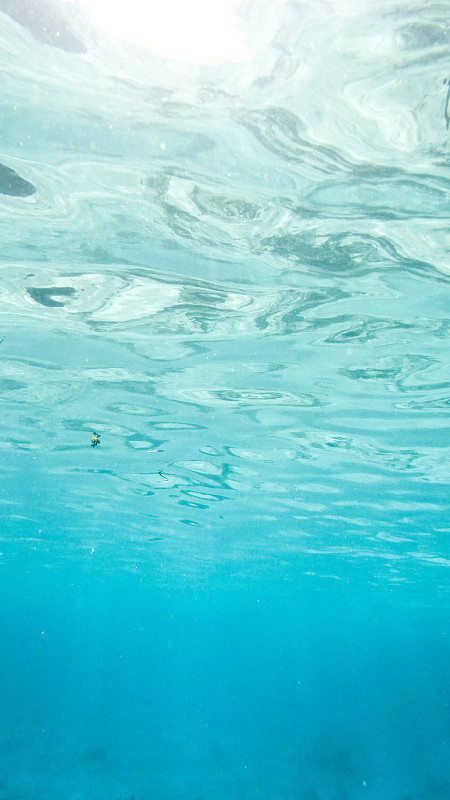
[81, 0, 250, 64]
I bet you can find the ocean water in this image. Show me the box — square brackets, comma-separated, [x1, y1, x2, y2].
[1, 1, 450, 799]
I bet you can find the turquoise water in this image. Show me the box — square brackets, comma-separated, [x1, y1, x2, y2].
[1, 1, 450, 798]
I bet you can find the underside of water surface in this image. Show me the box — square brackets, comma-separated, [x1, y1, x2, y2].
[0, 1, 449, 799]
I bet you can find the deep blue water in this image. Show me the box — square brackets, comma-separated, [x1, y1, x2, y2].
[0, 1, 449, 798]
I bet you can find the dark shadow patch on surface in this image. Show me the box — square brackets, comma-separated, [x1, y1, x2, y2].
[0, 379, 26, 391]
[0, 0, 86, 53]
[27, 286, 76, 307]
[0, 164, 36, 197]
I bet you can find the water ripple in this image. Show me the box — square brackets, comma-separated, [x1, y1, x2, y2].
[239, 107, 352, 176]
[0, 0, 449, 579]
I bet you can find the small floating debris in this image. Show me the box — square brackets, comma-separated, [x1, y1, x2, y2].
[90, 432, 100, 447]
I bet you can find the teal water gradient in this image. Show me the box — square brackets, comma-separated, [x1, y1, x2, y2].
[0, 1, 449, 798]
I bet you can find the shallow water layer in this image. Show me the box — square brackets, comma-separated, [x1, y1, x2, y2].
[0, 1, 449, 799]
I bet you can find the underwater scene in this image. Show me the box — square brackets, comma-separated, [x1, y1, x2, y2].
[0, 1, 449, 798]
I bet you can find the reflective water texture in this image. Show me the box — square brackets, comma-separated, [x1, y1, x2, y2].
[0, 2, 449, 799]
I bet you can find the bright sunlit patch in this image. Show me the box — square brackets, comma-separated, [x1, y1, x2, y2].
[72, 0, 250, 64]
